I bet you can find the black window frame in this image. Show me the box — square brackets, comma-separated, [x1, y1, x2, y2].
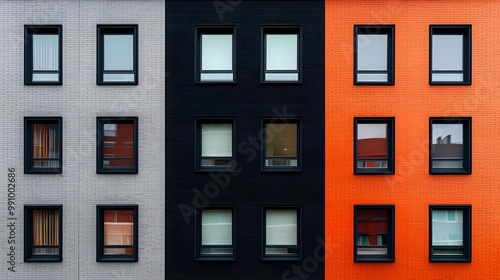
[261, 26, 302, 84]
[195, 207, 236, 261]
[429, 25, 471, 85]
[262, 206, 302, 261]
[24, 25, 63, 85]
[24, 117, 63, 174]
[354, 25, 395, 85]
[97, 117, 139, 174]
[262, 118, 302, 172]
[429, 117, 471, 174]
[354, 117, 395, 175]
[24, 205, 63, 262]
[195, 26, 236, 84]
[97, 25, 138, 85]
[429, 205, 471, 262]
[96, 205, 139, 262]
[195, 118, 235, 172]
[354, 205, 395, 262]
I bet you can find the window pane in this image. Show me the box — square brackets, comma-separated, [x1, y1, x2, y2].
[432, 35, 463, 71]
[266, 123, 297, 157]
[32, 74, 59, 82]
[266, 209, 297, 246]
[356, 209, 389, 255]
[265, 73, 299, 81]
[357, 123, 388, 168]
[201, 34, 232, 71]
[357, 34, 388, 71]
[200, 73, 233, 82]
[32, 209, 59, 255]
[431, 124, 464, 165]
[104, 35, 134, 71]
[432, 210, 463, 246]
[266, 34, 298, 71]
[201, 123, 232, 157]
[357, 73, 388, 82]
[103, 123, 135, 159]
[32, 34, 58, 71]
[104, 210, 134, 255]
[202, 210, 232, 246]
[103, 74, 135, 82]
[32, 123, 59, 168]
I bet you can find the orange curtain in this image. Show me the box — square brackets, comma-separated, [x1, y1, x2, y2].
[32, 209, 59, 254]
[32, 124, 50, 159]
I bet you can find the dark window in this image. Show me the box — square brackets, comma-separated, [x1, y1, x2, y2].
[263, 119, 301, 171]
[24, 205, 63, 262]
[262, 26, 301, 83]
[354, 205, 395, 262]
[97, 205, 138, 262]
[196, 27, 235, 83]
[430, 117, 471, 174]
[196, 119, 234, 171]
[354, 118, 395, 174]
[24, 25, 62, 85]
[97, 25, 138, 85]
[430, 25, 471, 85]
[429, 205, 471, 262]
[196, 208, 235, 260]
[24, 117, 62, 174]
[354, 25, 394, 85]
[97, 117, 138, 174]
[262, 207, 301, 260]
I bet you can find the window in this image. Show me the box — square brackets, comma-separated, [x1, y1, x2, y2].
[262, 207, 301, 260]
[97, 117, 138, 174]
[354, 118, 395, 174]
[354, 205, 394, 262]
[97, 205, 138, 262]
[24, 25, 62, 85]
[24, 205, 62, 262]
[430, 205, 471, 262]
[263, 119, 300, 171]
[196, 27, 235, 83]
[262, 26, 301, 82]
[354, 25, 395, 84]
[430, 117, 471, 174]
[196, 208, 235, 260]
[24, 117, 62, 174]
[196, 119, 234, 171]
[430, 25, 471, 85]
[97, 25, 138, 85]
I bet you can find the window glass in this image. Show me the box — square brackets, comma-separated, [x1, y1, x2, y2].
[104, 35, 134, 71]
[431, 123, 464, 169]
[266, 34, 298, 71]
[201, 123, 232, 158]
[356, 123, 388, 169]
[32, 34, 59, 82]
[357, 34, 388, 71]
[265, 123, 298, 167]
[103, 209, 135, 255]
[356, 209, 389, 255]
[201, 209, 233, 255]
[432, 210, 463, 255]
[265, 209, 298, 255]
[97, 118, 138, 174]
[31, 209, 60, 255]
[201, 34, 233, 71]
[31, 123, 60, 168]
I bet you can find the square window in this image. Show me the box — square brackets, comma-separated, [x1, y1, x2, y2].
[196, 119, 234, 171]
[97, 25, 138, 85]
[354, 205, 395, 262]
[196, 208, 235, 260]
[263, 207, 301, 260]
[263, 119, 301, 171]
[97, 205, 138, 262]
[24, 117, 63, 174]
[430, 117, 471, 174]
[354, 25, 395, 85]
[430, 25, 471, 85]
[354, 118, 395, 174]
[262, 27, 301, 83]
[97, 117, 138, 174]
[24, 25, 62, 85]
[24, 205, 63, 262]
[430, 205, 471, 262]
[196, 27, 235, 83]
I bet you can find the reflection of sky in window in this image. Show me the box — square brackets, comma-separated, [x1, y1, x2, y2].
[357, 123, 387, 139]
[432, 35, 463, 71]
[357, 34, 387, 71]
[432, 124, 463, 144]
[104, 35, 133, 71]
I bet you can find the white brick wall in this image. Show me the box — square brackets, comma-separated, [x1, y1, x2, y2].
[0, 1, 165, 279]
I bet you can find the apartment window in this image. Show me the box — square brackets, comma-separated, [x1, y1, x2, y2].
[97, 25, 138, 85]
[430, 25, 471, 84]
[97, 205, 138, 262]
[430, 117, 471, 174]
[196, 119, 234, 171]
[354, 118, 394, 174]
[196, 208, 235, 260]
[354, 25, 394, 84]
[97, 117, 138, 174]
[262, 27, 301, 82]
[263, 207, 301, 260]
[263, 119, 300, 171]
[24, 205, 62, 262]
[24, 117, 62, 174]
[430, 205, 471, 262]
[196, 27, 235, 83]
[354, 205, 394, 262]
[24, 25, 62, 85]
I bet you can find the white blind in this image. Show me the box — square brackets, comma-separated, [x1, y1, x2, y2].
[201, 34, 233, 71]
[201, 123, 232, 157]
[202, 210, 232, 245]
[432, 210, 463, 246]
[357, 34, 387, 71]
[266, 209, 297, 246]
[33, 34, 58, 71]
[104, 35, 134, 71]
[432, 35, 463, 70]
[266, 34, 297, 71]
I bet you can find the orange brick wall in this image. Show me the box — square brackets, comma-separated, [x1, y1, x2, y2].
[325, 0, 500, 278]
